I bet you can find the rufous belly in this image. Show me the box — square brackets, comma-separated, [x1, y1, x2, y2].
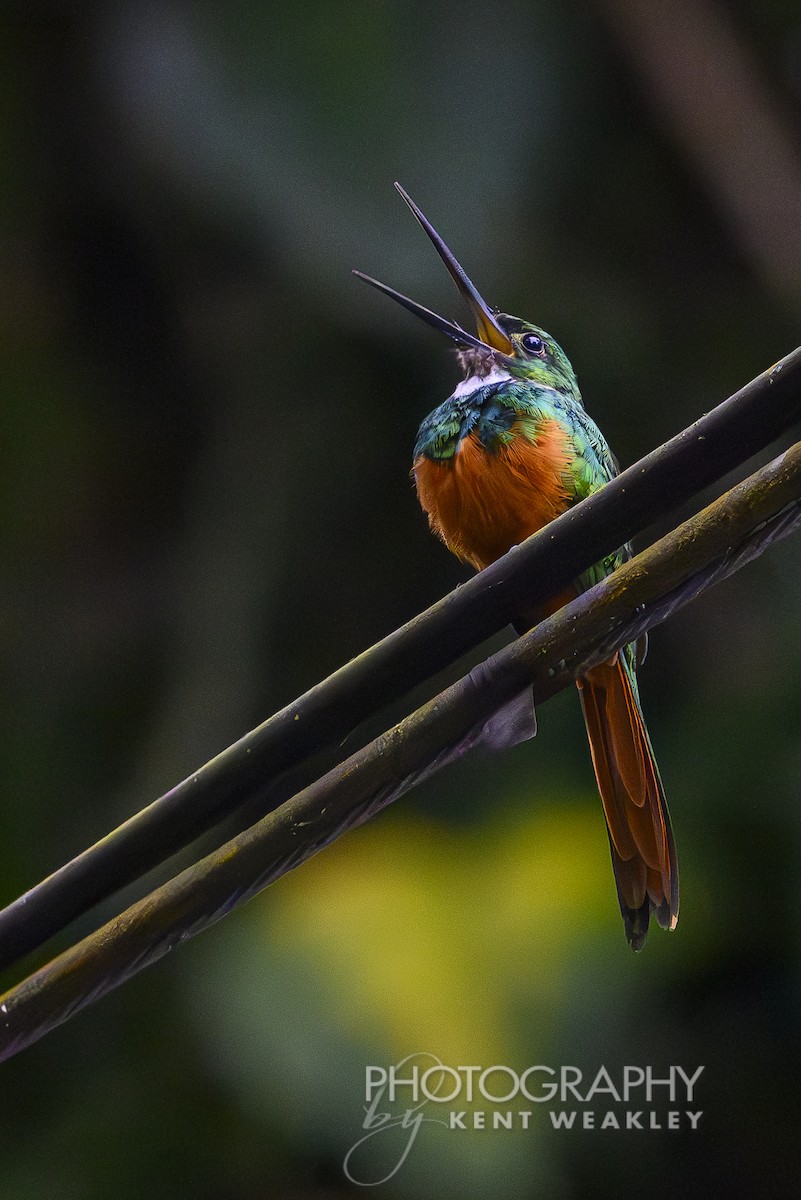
[413, 418, 573, 574]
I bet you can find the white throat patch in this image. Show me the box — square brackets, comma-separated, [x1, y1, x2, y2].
[451, 365, 513, 399]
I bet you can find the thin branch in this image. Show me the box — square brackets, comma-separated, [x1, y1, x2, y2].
[0, 350, 799, 973]
[2, 439, 801, 1063]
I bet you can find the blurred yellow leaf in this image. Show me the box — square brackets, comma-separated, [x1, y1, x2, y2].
[261, 793, 612, 1064]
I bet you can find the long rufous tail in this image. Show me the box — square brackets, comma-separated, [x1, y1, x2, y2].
[576, 655, 679, 951]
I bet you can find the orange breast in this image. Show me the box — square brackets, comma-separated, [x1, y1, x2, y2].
[413, 417, 573, 574]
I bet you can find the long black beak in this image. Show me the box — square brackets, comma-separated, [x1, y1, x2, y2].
[352, 270, 498, 354]
[353, 184, 515, 357]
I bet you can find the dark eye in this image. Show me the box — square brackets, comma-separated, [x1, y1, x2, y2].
[521, 333, 546, 356]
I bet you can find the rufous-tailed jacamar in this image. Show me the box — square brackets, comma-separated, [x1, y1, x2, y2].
[355, 184, 678, 950]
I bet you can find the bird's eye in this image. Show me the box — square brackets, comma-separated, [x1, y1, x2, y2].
[521, 333, 546, 356]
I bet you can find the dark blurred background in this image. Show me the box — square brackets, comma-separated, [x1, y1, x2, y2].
[2, 1, 801, 1196]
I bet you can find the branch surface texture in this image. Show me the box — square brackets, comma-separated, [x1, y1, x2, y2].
[1, 437, 801, 1062]
[0, 349, 799, 971]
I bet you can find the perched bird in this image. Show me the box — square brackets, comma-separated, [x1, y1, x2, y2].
[354, 184, 678, 950]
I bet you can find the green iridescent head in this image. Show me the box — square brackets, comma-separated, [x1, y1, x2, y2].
[354, 183, 581, 401]
[465, 313, 580, 397]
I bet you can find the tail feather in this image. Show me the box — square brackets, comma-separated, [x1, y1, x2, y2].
[577, 654, 678, 950]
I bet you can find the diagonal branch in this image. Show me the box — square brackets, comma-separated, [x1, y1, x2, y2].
[0, 349, 800, 973]
[1, 438, 801, 1063]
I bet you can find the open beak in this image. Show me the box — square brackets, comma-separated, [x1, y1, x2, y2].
[353, 183, 515, 357]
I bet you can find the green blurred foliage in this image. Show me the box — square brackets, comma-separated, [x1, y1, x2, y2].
[1, 0, 801, 1197]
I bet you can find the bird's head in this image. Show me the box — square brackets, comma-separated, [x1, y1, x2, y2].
[354, 184, 580, 401]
